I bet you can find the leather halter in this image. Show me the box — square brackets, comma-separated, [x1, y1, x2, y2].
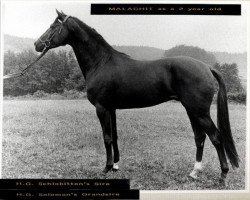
[38, 15, 70, 50]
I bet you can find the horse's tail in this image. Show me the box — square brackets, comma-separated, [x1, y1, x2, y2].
[211, 68, 239, 168]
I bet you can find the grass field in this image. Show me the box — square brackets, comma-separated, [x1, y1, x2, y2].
[2, 100, 246, 190]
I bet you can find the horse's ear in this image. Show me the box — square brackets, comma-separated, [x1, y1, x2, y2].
[56, 9, 64, 20]
[56, 9, 61, 16]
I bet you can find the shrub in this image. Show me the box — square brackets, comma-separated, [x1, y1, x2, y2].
[62, 89, 86, 99]
[227, 92, 246, 104]
[4, 90, 87, 100]
[49, 93, 66, 100]
[33, 90, 48, 98]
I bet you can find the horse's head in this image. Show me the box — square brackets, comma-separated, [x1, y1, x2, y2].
[34, 10, 71, 52]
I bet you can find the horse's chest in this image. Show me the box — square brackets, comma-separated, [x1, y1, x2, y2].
[86, 79, 114, 107]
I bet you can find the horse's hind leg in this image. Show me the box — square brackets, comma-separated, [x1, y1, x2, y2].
[111, 110, 120, 171]
[188, 113, 206, 179]
[196, 114, 229, 184]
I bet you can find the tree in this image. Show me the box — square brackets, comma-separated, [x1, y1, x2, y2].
[3, 49, 86, 96]
[64, 50, 86, 91]
[164, 45, 218, 66]
[213, 63, 244, 93]
[4, 50, 38, 96]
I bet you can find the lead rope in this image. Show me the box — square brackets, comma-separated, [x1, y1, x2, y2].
[3, 48, 48, 80]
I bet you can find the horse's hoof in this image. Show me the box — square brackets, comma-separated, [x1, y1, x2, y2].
[102, 165, 113, 174]
[189, 171, 198, 179]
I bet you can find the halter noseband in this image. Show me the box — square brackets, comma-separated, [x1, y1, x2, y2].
[39, 15, 70, 50]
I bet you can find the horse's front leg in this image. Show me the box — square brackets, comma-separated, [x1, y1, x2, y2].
[96, 104, 113, 173]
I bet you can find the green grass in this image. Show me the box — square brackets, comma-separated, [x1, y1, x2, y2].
[2, 100, 246, 190]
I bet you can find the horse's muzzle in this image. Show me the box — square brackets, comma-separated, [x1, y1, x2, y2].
[34, 41, 44, 52]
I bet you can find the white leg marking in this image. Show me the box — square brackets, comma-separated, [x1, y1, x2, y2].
[113, 162, 119, 170]
[189, 170, 198, 179]
[194, 161, 202, 171]
[189, 161, 202, 179]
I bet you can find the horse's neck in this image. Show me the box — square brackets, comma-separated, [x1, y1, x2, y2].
[68, 26, 112, 80]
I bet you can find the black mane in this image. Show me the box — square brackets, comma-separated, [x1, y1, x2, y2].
[72, 17, 130, 58]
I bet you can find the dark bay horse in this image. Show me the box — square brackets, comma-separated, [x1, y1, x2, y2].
[34, 10, 239, 184]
